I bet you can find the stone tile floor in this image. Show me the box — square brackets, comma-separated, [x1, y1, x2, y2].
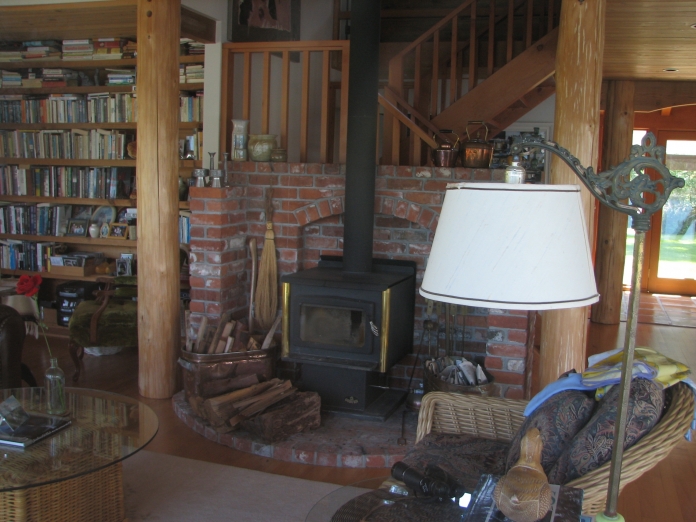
[173, 390, 418, 468]
[621, 292, 696, 328]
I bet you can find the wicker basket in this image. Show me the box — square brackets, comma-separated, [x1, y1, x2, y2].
[416, 382, 695, 515]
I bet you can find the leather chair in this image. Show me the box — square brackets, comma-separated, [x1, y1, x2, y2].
[0, 304, 37, 389]
[68, 276, 138, 381]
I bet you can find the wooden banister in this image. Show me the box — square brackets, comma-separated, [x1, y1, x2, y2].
[378, 95, 438, 151]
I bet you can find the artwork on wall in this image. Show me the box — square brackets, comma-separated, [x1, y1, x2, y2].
[228, 0, 300, 42]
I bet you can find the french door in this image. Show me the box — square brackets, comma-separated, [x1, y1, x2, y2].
[637, 130, 696, 295]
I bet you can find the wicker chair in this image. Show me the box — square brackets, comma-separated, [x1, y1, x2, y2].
[416, 383, 695, 515]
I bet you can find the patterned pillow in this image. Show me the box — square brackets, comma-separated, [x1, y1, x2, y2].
[400, 432, 509, 492]
[506, 390, 596, 474]
[547, 378, 665, 485]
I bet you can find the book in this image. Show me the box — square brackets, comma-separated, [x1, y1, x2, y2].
[0, 411, 71, 448]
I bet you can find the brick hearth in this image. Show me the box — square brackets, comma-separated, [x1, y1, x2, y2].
[186, 161, 534, 398]
[173, 390, 417, 468]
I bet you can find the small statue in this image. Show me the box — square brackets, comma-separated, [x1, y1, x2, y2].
[493, 428, 552, 522]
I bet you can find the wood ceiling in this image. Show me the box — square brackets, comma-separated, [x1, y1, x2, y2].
[605, 0, 696, 81]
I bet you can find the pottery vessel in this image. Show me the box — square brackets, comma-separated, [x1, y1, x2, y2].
[248, 135, 277, 162]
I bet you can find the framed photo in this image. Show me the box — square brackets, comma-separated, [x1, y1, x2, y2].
[90, 205, 117, 226]
[71, 205, 93, 221]
[108, 223, 129, 239]
[228, 0, 300, 42]
[99, 223, 110, 238]
[66, 219, 88, 237]
[116, 258, 132, 276]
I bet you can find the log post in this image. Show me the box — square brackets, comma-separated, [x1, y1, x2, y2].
[591, 81, 635, 324]
[137, 0, 182, 398]
[539, 0, 605, 387]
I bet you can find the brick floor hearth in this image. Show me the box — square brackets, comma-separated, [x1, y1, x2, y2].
[172, 391, 418, 468]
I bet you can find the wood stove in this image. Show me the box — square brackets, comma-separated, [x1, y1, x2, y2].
[281, 257, 415, 420]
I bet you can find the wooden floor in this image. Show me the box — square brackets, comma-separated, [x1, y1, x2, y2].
[20, 306, 696, 521]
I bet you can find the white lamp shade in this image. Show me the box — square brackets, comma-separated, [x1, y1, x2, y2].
[420, 183, 599, 310]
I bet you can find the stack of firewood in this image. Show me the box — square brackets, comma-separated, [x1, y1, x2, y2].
[184, 311, 281, 354]
[188, 376, 321, 442]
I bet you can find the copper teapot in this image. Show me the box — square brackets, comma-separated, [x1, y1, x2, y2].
[432, 130, 460, 167]
[463, 121, 493, 168]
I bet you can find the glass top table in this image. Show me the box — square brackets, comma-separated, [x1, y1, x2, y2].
[0, 387, 158, 493]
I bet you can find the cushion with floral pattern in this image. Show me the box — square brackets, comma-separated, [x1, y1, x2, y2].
[506, 389, 596, 474]
[547, 377, 664, 485]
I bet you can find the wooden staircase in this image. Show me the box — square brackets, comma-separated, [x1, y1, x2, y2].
[379, 0, 561, 165]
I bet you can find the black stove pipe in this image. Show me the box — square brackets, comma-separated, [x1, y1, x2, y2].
[342, 0, 382, 274]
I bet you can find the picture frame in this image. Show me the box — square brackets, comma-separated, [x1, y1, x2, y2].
[228, 0, 300, 42]
[99, 223, 111, 238]
[116, 258, 132, 276]
[108, 223, 129, 239]
[66, 219, 88, 237]
[90, 205, 117, 226]
[71, 205, 93, 221]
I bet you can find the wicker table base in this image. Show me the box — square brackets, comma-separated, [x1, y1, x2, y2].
[0, 462, 124, 522]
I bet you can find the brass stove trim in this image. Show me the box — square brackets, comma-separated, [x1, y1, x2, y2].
[281, 282, 290, 358]
[379, 288, 391, 373]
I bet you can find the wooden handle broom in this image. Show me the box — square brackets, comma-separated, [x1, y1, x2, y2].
[254, 188, 278, 331]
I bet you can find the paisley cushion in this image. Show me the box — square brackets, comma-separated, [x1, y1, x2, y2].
[506, 390, 596, 474]
[547, 378, 665, 485]
[399, 432, 509, 492]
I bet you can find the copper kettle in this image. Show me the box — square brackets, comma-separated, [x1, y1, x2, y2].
[432, 130, 460, 167]
[463, 121, 493, 168]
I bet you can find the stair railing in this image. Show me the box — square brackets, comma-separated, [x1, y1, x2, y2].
[220, 40, 350, 164]
[383, 0, 560, 165]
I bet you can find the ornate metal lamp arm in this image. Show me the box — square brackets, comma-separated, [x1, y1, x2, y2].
[510, 133, 685, 231]
[511, 132, 685, 522]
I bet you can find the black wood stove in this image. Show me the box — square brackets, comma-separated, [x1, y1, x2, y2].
[281, 257, 415, 420]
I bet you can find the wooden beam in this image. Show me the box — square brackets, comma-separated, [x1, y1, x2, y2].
[540, 0, 605, 388]
[601, 80, 696, 112]
[180, 5, 216, 44]
[592, 81, 635, 325]
[137, 0, 181, 399]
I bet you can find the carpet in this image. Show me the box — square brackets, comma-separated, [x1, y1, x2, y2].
[123, 450, 341, 521]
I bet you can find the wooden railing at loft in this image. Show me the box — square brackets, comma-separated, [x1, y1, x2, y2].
[382, 0, 560, 165]
[220, 41, 350, 164]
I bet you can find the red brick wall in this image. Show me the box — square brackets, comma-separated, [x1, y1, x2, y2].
[188, 161, 533, 398]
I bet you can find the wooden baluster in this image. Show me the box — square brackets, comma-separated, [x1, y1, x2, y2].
[280, 50, 290, 150]
[413, 45, 424, 165]
[300, 50, 310, 163]
[219, 47, 234, 155]
[526, 0, 534, 48]
[242, 51, 251, 121]
[468, 1, 478, 92]
[320, 51, 330, 163]
[487, 0, 496, 76]
[261, 51, 271, 135]
[389, 57, 403, 165]
[339, 46, 349, 163]
[431, 31, 440, 116]
[450, 16, 458, 105]
[507, 0, 515, 63]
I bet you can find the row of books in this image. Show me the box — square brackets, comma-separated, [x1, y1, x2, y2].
[180, 64, 204, 83]
[0, 240, 64, 272]
[0, 165, 133, 199]
[0, 203, 73, 236]
[0, 129, 135, 160]
[179, 210, 191, 245]
[106, 69, 136, 86]
[0, 39, 136, 63]
[180, 92, 204, 123]
[180, 39, 204, 56]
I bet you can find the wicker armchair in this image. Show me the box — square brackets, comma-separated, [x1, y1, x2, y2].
[416, 384, 695, 515]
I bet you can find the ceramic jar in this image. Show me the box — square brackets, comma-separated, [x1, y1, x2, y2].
[248, 134, 277, 162]
[270, 148, 287, 162]
[88, 223, 100, 238]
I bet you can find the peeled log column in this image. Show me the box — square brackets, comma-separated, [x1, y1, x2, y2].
[137, 0, 181, 398]
[591, 81, 635, 324]
[539, 0, 605, 388]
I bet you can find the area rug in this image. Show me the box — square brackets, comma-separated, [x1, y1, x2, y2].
[123, 450, 340, 521]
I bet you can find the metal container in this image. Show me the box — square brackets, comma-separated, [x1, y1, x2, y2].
[178, 344, 276, 400]
[463, 121, 493, 168]
[432, 130, 460, 167]
[423, 359, 496, 397]
[192, 168, 208, 187]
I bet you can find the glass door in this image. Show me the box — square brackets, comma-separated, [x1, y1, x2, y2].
[635, 131, 696, 295]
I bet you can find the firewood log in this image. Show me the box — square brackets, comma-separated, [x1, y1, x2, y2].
[242, 392, 321, 442]
[228, 382, 296, 428]
[202, 379, 280, 426]
[207, 312, 233, 354]
[196, 373, 260, 399]
[194, 316, 208, 353]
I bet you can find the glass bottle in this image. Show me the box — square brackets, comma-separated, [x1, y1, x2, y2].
[505, 156, 527, 184]
[45, 358, 66, 415]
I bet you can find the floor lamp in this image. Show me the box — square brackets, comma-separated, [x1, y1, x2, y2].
[419, 133, 684, 522]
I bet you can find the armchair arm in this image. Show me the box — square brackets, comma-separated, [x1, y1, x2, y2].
[89, 277, 116, 344]
[417, 392, 528, 444]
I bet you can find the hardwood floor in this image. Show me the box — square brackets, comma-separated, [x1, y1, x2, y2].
[20, 307, 696, 521]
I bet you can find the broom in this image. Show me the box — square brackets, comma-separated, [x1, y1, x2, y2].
[254, 187, 278, 331]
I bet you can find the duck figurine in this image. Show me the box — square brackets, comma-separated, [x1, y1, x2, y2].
[493, 428, 552, 522]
